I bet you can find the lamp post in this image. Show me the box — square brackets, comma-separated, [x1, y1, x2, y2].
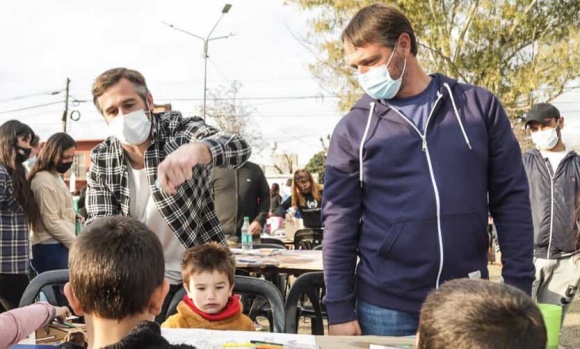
[163, 4, 233, 121]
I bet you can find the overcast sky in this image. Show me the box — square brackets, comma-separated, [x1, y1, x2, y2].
[0, 0, 578, 167]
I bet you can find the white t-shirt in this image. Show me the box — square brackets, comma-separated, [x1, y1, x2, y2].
[540, 147, 569, 174]
[127, 165, 186, 285]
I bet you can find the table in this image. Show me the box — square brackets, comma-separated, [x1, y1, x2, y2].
[162, 328, 416, 349]
[261, 234, 294, 247]
[234, 249, 323, 274]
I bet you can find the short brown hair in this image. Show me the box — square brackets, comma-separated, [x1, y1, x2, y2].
[182, 242, 236, 286]
[68, 216, 165, 319]
[92, 67, 149, 114]
[418, 279, 546, 349]
[30, 135, 40, 148]
[342, 4, 418, 56]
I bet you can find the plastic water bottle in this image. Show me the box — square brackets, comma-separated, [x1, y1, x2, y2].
[75, 216, 82, 236]
[241, 216, 252, 250]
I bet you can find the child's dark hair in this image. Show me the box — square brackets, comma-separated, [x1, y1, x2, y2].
[418, 278, 546, 349]
[182, 242, 235, 286]
[68, 216, 165, 319]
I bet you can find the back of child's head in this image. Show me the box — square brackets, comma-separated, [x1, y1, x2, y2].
[182, 242, 235, 285]
[417, 278, 546, 349]
[68, 216, 165, 319]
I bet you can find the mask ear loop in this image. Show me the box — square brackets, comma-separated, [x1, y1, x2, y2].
[385, 42, 398, 68]
[143, 90, 154, 118]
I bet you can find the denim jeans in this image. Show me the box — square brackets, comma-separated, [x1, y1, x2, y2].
[31, 243, 69, 306]
[31, 243, 69, 273]
[357, 299, 419, 336]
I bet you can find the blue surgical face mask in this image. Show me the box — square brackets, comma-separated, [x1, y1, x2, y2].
[23, 155, 36, 168]
[357, 44, 406, 100]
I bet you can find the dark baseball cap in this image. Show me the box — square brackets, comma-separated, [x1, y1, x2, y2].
[524, 103, 560, 127]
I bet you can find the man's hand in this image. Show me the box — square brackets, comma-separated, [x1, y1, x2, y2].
[157, 143, 211, 195]
[250, 221, 262, 236]
[329, 320, 362, 336]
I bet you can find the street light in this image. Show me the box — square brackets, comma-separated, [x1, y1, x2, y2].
[163, 3, 233, 121]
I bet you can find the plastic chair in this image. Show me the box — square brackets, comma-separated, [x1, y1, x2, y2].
[293, 228, 324, 250]
[166, 275, 286, 333]
[19, 269, 69, 307]
[259, 238, 287, 249]
[284, 271, 326, 334]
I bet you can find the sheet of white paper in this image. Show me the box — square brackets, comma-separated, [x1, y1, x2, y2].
[17, 331, 36, 345]
[162, 328, 317, 349]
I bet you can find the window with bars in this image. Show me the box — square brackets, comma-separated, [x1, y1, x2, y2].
[73, 153, 86, 178]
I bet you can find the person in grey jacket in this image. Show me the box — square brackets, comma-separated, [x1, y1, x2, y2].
[523, 103, 580, 317]
[212, 161, 270, 244]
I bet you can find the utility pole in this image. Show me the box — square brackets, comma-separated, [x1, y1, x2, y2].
[163, 4, 233, 121]
[62, 78, 70, 132]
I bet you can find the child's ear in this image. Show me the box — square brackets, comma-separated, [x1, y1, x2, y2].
[149, 279, 170, 316]
[63, 282, 84, 316]
[182, 280, 190, 294]
[229, 283, 235, 297]
[415, 331, 420, 347]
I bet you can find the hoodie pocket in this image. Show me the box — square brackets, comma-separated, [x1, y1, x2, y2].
[372, 218, 440, 296]
[370, 213, 487, 298]
[377, 222, 405, 257]
[439, 212, 488, 280]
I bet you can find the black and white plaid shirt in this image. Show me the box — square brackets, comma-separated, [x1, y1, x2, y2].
[0, 165, 29, 274]
[86, 111, 251, 248]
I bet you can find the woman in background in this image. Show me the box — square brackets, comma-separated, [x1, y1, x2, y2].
[0, 120, 39, 312]
[29, 133, 77, 274]
[269, 183, 282, 217]
[275, 169, 323, 229]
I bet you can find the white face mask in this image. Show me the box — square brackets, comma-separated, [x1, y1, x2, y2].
[356, 43, 407, 100]
[108, 109, 152, 145]
[23, 155, 36, 168]
[531, 127, 559, 150]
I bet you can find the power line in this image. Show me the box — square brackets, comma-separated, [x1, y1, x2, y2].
[162, 95, 339, 101]
[0, 89, 64, 103]
[0, 101, 62, 115]
[71, 95, 339, 103]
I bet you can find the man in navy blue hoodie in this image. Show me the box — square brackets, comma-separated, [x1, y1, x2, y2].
[322, 3, 534, 337]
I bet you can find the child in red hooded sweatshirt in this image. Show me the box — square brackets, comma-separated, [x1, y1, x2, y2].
[162, 242, 254, 331]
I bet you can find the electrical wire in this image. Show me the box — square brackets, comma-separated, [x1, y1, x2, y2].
[0, 89, 63, 103]
[0, 101, 62, 115]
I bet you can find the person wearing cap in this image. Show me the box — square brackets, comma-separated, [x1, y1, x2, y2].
[523, 103, 580, 318]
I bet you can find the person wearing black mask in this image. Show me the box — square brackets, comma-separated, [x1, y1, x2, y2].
[0, 120, 40, 313]
[28, 132, 77, 274]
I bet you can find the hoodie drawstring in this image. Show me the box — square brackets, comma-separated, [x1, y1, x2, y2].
[359, 102, 375, 187]
[443, 82, 472, 150]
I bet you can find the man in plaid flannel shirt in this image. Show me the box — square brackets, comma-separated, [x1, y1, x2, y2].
[86, 68, 251, 321]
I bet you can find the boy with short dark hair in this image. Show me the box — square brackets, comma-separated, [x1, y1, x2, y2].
[162, 242, 254, 331]
[417, 278, 546, 349]
[63, 216, 196, 348]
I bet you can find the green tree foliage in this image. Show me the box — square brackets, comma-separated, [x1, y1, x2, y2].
[306, 150, 326, 183]
[287, 0, 580, 119]
[305, 136, 330, 183]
